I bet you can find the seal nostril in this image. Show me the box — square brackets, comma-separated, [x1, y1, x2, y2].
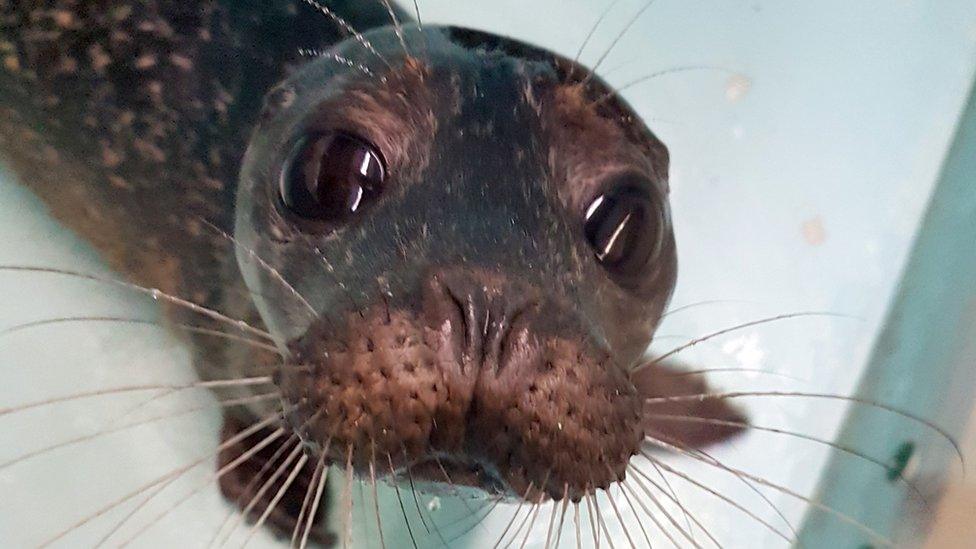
[431, 269, 541, 372]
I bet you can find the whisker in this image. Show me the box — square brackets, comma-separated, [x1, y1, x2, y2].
[646, 414, 932, 507]
[572, 0, 623, 68]
[604, 484, 637, 549]
[543, 487, 565, 549]
[573, 501, 582, 549]
[356, 472, 369, 545]
[553, 486, 570, 549]
[542, 502, 558, 549]
[297, 49, 379, 79]
[385, 453, 420, 549]
[35, 410, 284, 547]
[639, 312, 853, 370]
[299, 453, 330, 549]
[411, 0, 424, 29]
[431, 452, 484, 543]
[615, 481, 655, 549]
[218, 440, 304, 547]
[645, 432, 797, 540]
[97, 417, 286, 546]
[444, 496, 500, 544]
[635, 452, 791, 543]
[408, 0, 430, 57]
[119, 426, 289, 547]
[403, 457, 433, 535]
[242, 451, 310, 547]
[589, 485, 617, 549]
[646, 458, 715, 547]
[646, 443, 894, 545]
[208, 434, 302, 547]
[291, 454, 325, 548]
[583, 490, 601, 549]
[492, 482, 534, 549]
[661, 299, 758, 320]
[1, 314, 281, 354]
[368, 445, 387, 549]
[342, 446, 354, 549]
[508, 502, 537, 549]
[116, 376, 279, 428]
[378, 0, 410, 57]
[198, 218, 316, 319]
[598, 66, 738, 104]
[663, 367, 804, 383]
[0, 376, 273, 418]
[0, 392, 280, 472]
[0, 265, 273, 340]
[93, 475, 178, 549]
[625, 468, 700, 548]
[516, 489, 549, 549]
[300, 0, 392, 69]
[622, 480, 683, 548]
[643, 391, 963, 464]
[582, 0, 657, 86]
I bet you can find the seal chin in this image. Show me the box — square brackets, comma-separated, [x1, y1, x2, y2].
[277, 271, 645, 503]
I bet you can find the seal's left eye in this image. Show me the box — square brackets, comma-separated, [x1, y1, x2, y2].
[280, 132, 386, 222]
[583, 179, 667, 287]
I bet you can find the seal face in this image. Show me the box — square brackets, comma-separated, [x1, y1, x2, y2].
[236, 26, 677, 502]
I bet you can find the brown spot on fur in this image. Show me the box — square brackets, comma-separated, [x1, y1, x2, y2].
[111, 5, 133, 22]
[132, 138, 166, 163]
[134, 53, 157, 70]
[100, 146, 123, 169]
[88, 44, 111, 73]
[3, 54, 20, 72]
[51, 9, 75, 29]
[169, 53, 193, 71]
[107, 174, 132, 190]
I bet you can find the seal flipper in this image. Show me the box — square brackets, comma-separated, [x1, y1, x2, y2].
[634, 360, 749, 450]
[218, 414, 335, 546]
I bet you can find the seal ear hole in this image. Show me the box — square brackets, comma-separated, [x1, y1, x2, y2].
[279, 131, 386, 224]
[583, 175, 669, 286]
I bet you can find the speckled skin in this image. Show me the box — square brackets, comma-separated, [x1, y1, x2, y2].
[0, 0, 746, 543]
[0, 0, 403, 541]
[0, 0, 410, 433]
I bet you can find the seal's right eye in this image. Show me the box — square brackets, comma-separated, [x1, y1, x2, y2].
[279, 132, 386, 222]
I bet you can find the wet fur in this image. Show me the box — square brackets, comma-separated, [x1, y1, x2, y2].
[0, 0, 750, 545]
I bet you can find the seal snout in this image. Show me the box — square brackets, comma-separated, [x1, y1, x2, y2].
[422, 267, 540, 374]
[279, 268, 645, 501]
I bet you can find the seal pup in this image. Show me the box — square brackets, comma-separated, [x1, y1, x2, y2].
[0, 1, 748, 544]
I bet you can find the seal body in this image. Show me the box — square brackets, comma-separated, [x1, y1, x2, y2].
[0, 1, 746, 543]
[0, 0, 405, 423]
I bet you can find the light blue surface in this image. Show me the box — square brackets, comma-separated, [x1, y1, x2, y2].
[798, 72, 976, 547]
[1, 1, 975, 547]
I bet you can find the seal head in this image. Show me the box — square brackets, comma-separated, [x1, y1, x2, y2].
[235, 26, 675, 503]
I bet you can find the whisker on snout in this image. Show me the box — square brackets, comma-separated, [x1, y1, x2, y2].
[35, 411, 286, 548]
[1, 315, 280, 353]
[0, 265, 274, 341]
[643, 390, 963, 465]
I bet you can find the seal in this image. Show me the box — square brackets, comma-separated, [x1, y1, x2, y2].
[0, 0, 746, 544]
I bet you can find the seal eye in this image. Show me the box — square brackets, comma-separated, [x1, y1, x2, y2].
[280, 132, 386, 222]
[583, 182, 666, 284]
